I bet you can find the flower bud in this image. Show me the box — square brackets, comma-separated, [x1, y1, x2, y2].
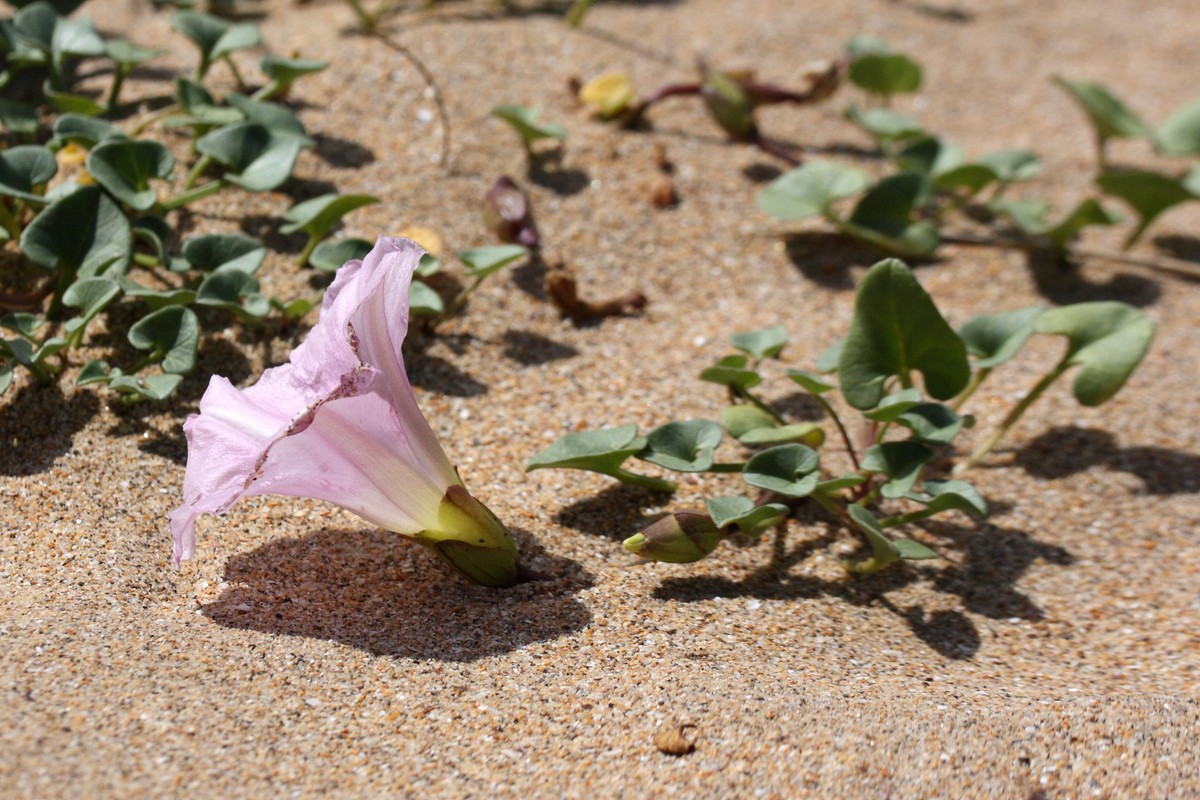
[623, 511, 721, 564]
[482, 176, 540, 250]
[701, 66, 757, 142]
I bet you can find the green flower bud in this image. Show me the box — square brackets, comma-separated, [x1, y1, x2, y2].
[417, 485, 519, 587]
[623, 511, 722, 563]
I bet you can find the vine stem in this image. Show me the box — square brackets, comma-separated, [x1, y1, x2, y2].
[956, 362, 1068, 474]
[611, 468, 677, 493]
[371, 30, 451, 169]
[939, 232, 1200, 281]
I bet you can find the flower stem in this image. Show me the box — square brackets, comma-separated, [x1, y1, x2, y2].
[184, 155, 215, 189]
[949, 366, 991, 413]
[957, 362, 1068, 474]
[160, 179, 225, 211]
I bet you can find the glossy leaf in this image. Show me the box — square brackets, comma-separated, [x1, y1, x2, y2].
[172, 11, 261, 78]
[196, 122, 303, 192]
[0, 99, 39, 138]
[844, 173, 939, 258]
[86, 140, 174, 211]
[21, 185, 131, 278]
[739, 423, 824, 447]
[637, 420, 723, 472]
[905, 479, 987, 517]
[0, 145, 57, 203]
[706, 496, 789, 536]
[1096, 170, 1196, 248]
[743, 444, 820, 497]
[757, 160, 869, 221]
[1033, 302, 1155, 406]
[180, 233, 266, 275]
[408, 281, 444, 316]
[699, 354, 762, 390]
[51, 114, 127, 149]
[861, 441, 933, 498]
[458, 244, 528, 278]
[1155, 97, 1200, 157]
[838, 259, 969, 409]
[127, 306, 199, 374]
[959, 307, 1043, 368]
[730, 324, 788, 360]
[786, 368, 834, 395]
[491, 104, 566, 147]
[849, 52, 922, 97]
[1054, 77, 1148, 142]
[195, 269, 269, 319]
[525, 424, 647, 475]
[310, 237, 373, 273]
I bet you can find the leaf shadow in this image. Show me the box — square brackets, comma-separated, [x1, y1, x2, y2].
[1025, 249, 1161, 307]
[0, 382, 99, 475]
[312, 132, 377, 169]
[405, 345, 489, 397]
[781, 231, 898, 289]
[201, 526, 593, 660]
[501, 329, 579, 366]
[528, 153, 590, 196]
[1012, 426, 1200, 495]
[1152, 233, 1200, 263]
[553, 482, 673, 541]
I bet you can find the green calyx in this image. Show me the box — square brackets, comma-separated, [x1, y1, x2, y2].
[416, 485, 519, 588]
[623, 511, 722, 564]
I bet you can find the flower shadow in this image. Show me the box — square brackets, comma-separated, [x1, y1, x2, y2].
[201, 526, 593, 661]
[0, 382, 99, 476]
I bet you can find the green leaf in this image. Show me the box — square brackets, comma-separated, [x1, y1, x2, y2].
[757, 160, 869, 221]
[845, 35, 890, 59]
[408, 280, 444, 316]
[132, 215, 176, 270]
[959, 307, 1043, 368]
[849, 52, 922, 97]
[86, 140, 174, 211]
[815, 339, 843, 373]
[259, 54, 328, 87]
[51, 14, 103, 60]
[269, 295, 315, 321]
[1044, 198, 1121, 250]
[0, 100, 39, 139]
[905, 479, 987, 517]
[280, 193, 378, 240]
[62, 276, 119, 330]
[989, 197, 1051, 235]
[815, 474, 865, 494]
[458, 244, 528, 278]
[730, 324, 788, 360]
[1154, 97, 1200, 157]
[196, 122, 304, 192]
[42, 83, 106, 116]
[739, 423, 824, 447]
[705, 496, 789, 536]
[0, 145, 57, 204]
[699, 354, 762, 390]
[931, 163, 996, 196]
[861, 441, 933, 498]
[109, 372, 183, 401]
[76, 358, 111, 385]
[846, 105, 925, 143]
[847, 504, 937, 572]
[743, 444, 820, 497]
[195, 269, 268, 319]
[117, 277, 195, 310]
[21, 185, 132, 278]
[310, 237, 373, 273]
[225, 94, 313, 145]
[171, 11, 261, 78]
[1054, 77, 1149, 142]
[896, 136, 963, 177]
[1, 313, 42, 339]
[719, 404, 777, 439]
[838, 258, 969, 409]
[11, 2, 57, 56]
[1033, 301, 1155, 406]
[127, 306, 199, 374]
[637, 419, 723, 472]
[50, 114, 128, 150]
[895, 402, 963, 445]
[104, 39, 164, 69]
[786, 368, 834, 395]
[180, 233, 266, 274]
[416, 253, 441, 277]
[526, 424, 648, 476]
[1096, 170, 1197, 248]
[862, 388, 923, 422]
[844, 173, 939, 258]
[491, 104, 567, 147]
[976, 149, 1041, 183]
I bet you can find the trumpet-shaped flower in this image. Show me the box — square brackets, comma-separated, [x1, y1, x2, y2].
[170, 236, 519, 587]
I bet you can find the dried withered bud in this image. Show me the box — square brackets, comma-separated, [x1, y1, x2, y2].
[545, 261, 647, 322]
[483, 176, 540, 250]
[654, 723, 697, 756]
[648, 174, 678, 209]
[623, 511, 721, 563]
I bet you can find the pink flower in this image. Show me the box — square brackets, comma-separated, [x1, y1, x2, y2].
[170, 236, 519, 587]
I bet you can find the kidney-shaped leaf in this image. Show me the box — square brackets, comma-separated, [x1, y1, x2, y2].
[976, 149, 1041, 183]
[491, 104, 566, 147]
[861, 440, 933, 498]
[51, 113, 128, 149]
[730, 324, 788, 360]
[1033, 301, 1155, 406]
[196, 122, 303, 192]
[846, 504, 937, 572]
[62, 276, 119, 321]
[172, 11, 261, 78]
[743, 444, 820, 497]
[719, 404, 776, 440]
[86, 140, 174, 211]
[845, 173, 939, 258]
[525, 424, 646, 476]
[0, 145, 57, 203]
[195, 269, 269, 319]
[1054, 77, 1148, 141]
[21, 185, 131, 277]
[896, 402, 963, 445]
[127, 305, 199, 374]
[280, 193, 379, 238]
[849, 52, 922, 97]
[699, 354, 762, 391]
[838, 258, 969, 409]
[757, 160, 869, 221]
[706, 495, 789, 536]
[457, 244, 528, 278]
[1096, 169, 1197, 248]
[637, 419, 723, 472]
[959, 306, 1043, 368]
[905, 479, 987, 517]
[310, 237, 373, 273]
[1155, 97, 1200, 157]
[181, 233, 266, 274]
[1044, 198, 1121, 250]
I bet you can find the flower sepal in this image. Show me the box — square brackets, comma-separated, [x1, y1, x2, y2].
[622, 511, 722, 564]
[417, 484, 519, 587]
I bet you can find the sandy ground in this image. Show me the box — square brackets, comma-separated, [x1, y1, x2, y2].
[3, 0, 1200, 797]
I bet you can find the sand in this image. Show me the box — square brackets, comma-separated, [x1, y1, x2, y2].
[3, 0, 1199, 796]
